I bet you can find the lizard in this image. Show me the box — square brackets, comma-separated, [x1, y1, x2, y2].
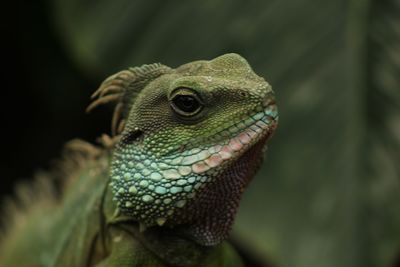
[0, 53, 278, 267]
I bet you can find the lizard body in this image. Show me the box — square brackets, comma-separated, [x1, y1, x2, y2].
[0, 53, 278, 267]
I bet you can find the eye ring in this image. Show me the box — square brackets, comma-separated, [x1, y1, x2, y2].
[170, 88, 204, 117]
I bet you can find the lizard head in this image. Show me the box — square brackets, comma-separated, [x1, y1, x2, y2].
[89, 53, 278, 246]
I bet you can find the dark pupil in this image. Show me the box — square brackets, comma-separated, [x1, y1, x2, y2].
[174, 95, 200, 113]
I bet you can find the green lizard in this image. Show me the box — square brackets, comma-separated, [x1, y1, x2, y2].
[0, 53, 278, 267]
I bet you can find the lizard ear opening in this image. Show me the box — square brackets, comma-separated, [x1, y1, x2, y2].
[86, 63, 172, 136]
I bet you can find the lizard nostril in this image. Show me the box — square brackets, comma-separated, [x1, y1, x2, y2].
[262, 92, 276, 108]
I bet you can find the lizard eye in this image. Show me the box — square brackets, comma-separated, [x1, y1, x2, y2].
[170, 88, 203, 117]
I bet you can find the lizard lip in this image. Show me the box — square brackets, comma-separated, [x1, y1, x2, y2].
[171, 107, 277, 175]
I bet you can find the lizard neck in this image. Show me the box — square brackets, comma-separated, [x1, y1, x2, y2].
[126, 223, 214, 266]
[102, 183, 233, 267]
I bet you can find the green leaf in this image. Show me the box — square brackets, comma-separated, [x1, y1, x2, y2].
[50, 0, 400, 266]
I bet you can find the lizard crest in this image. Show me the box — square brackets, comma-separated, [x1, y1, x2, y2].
[90, 53, 278, 246]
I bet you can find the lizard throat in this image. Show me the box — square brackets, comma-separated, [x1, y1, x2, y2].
[109, 106, 277, 244]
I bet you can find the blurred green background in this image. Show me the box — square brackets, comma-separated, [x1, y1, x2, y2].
[1, 0, 399, 266]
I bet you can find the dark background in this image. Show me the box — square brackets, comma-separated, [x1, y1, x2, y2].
[1, 0, 108, 194]
[1, 1, 400, 267]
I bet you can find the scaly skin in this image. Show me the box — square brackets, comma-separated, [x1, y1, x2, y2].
[0, 53, 278, 267]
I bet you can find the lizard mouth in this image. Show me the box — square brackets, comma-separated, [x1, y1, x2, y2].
[162, 103, 278, 176]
